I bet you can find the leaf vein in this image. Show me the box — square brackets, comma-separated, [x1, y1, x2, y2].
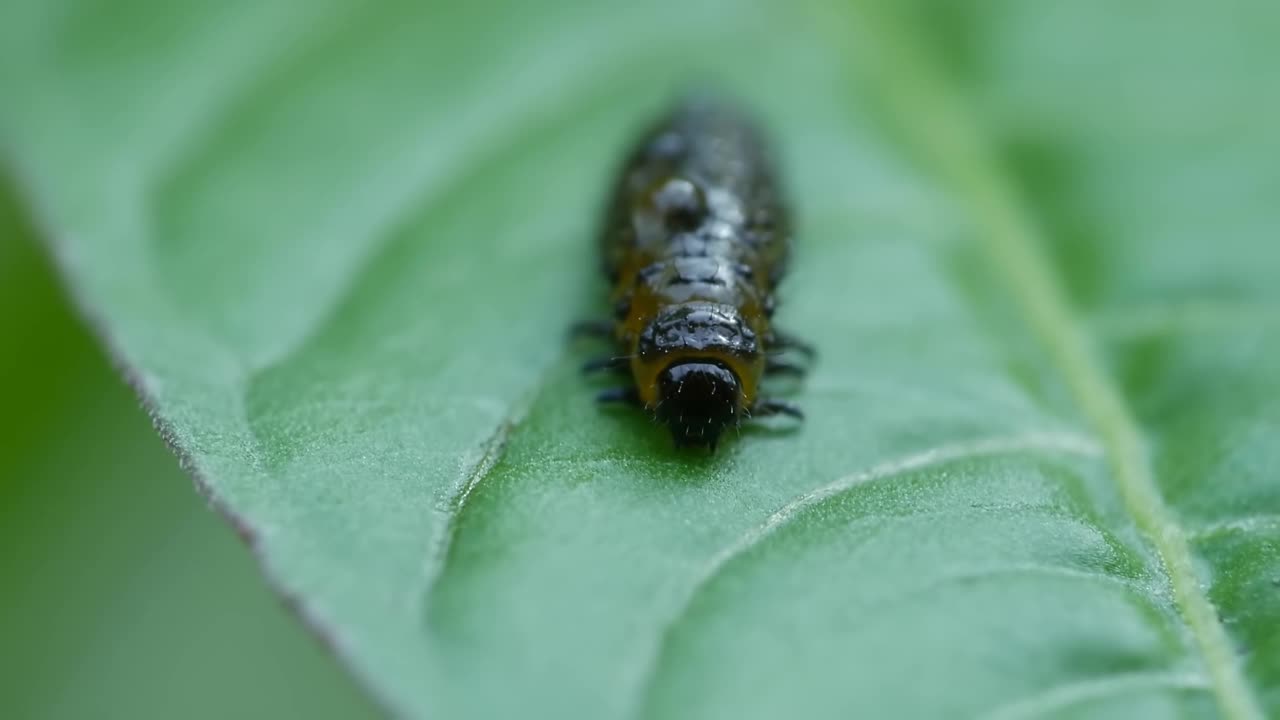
[418, 372, 547, 620]
[842, 5, 1267, 718]
[628, 430, 1102, 718]
[976, 669, 1211, 720]
[1189, 514, 1280, 541]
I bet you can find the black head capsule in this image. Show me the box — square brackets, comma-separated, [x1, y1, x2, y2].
[654, 361, 743, 450]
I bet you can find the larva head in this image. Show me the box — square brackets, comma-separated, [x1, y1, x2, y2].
[635, 302, 761, 450]
[654, 360, 742, 449]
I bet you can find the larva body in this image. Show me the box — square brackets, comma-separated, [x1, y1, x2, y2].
[583, 99, 809, 449]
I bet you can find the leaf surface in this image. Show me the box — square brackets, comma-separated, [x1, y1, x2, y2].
[2, 1, 1277, 718]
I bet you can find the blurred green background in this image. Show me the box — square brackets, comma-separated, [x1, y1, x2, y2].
[0, 190, 376, 718]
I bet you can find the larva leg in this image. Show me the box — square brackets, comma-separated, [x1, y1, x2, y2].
[569, 320, 614, 339]
[764, 358, 807, 377]
[582, 356, 629, 373]
[767, 329, 816, 359]
[753, 398, 804, 419]
[596, 387, 641, 406]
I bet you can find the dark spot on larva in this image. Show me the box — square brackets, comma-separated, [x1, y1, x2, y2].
[646, 130, 687, 161]
[653, 177, 706, 231]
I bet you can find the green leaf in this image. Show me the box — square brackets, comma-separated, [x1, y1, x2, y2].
[0, 191, 377, 719]
[2, 1, 1276, 718]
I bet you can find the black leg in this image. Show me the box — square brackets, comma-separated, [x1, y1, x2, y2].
[596, 387, 641, 406]
[582, 356, 630, 374]
[765, 358, 808, 377]
[753, 398, 804, 419]
[768, 329, 816, 359]
[569, 320, 614, 339]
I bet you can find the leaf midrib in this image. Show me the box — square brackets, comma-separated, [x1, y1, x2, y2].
[843, 3, 1263, 719]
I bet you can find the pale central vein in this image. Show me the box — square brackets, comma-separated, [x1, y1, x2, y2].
[842, 4, 1264, 719]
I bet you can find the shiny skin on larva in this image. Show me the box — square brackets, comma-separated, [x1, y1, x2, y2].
[578, 98, 810, 450]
